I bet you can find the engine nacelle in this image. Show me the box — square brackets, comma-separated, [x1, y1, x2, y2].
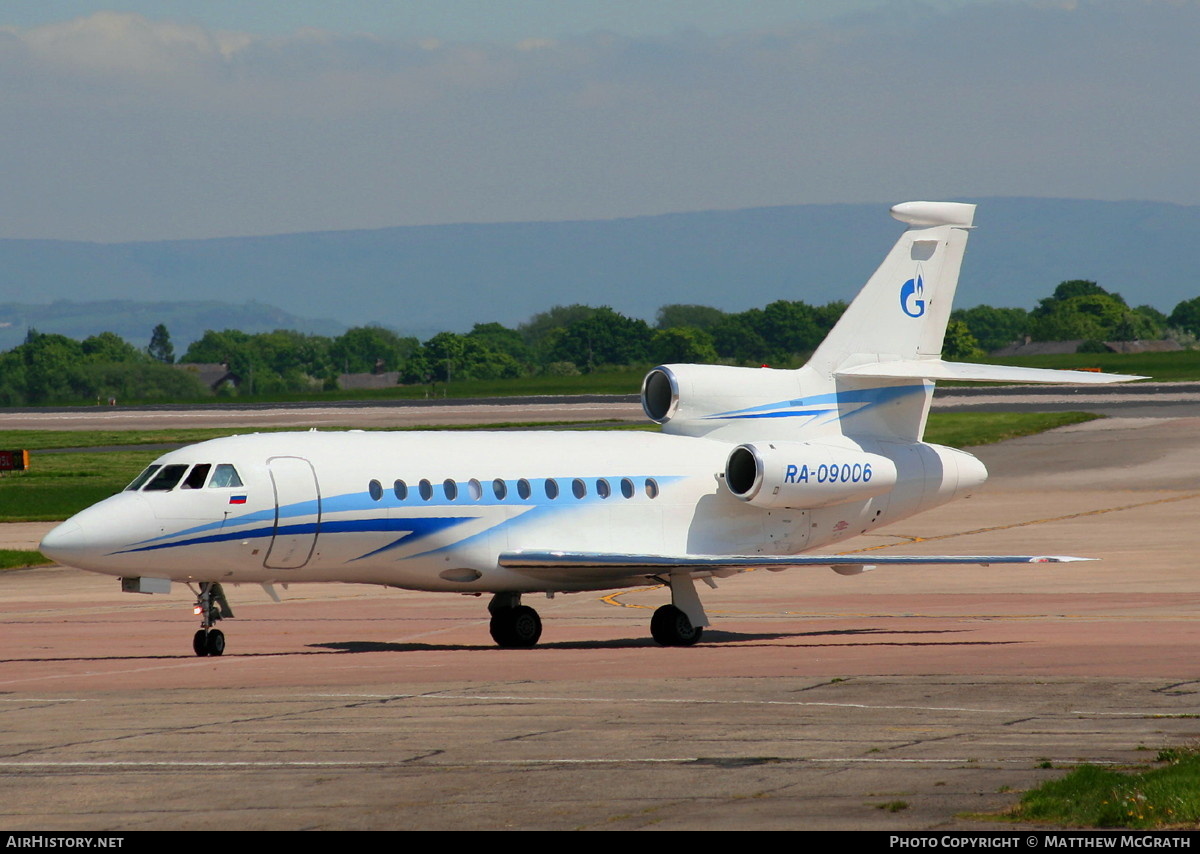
[641, 364, 807, 437]
[725, 441, 898, 510]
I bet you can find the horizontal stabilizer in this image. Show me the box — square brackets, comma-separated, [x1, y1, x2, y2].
[836, 359, 1145, 384]
[500, 550, 1092, 583]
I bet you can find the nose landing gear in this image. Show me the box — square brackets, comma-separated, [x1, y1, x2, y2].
[191, 582, 234, 657]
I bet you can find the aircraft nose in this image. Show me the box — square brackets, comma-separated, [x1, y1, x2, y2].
[39, 520, 85, 564]
[38, 493, 152, 572]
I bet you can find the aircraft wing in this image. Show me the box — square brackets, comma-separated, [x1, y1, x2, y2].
[836, 359, 1146, 384]
[498, 550, 1092, 584]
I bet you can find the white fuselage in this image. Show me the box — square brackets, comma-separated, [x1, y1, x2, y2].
[41, 427, 986, 593]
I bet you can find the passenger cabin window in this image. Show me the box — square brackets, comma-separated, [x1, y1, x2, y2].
[419, 479, 433, 501]
[143, 464, 189, 491]
[596, 478, 611, 499]
[369, 479, 383, 501]
[467, 478, 482, 500]
[620, 478, 635, 499]
[443, 479, 458, 501]
[645, 478, 660, 499]
[209, 464, 243, 488]
[517, 479, 532, 500]
[126, 465, 161, 491]
[394, 480, 408, 500]
[493, 479, 508, 500]
[572, 478, 586, 499]
[544, 478, 559, 499]
[182, 464, 212, 489]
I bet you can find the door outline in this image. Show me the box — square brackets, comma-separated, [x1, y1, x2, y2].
[264, 456, 321, 569]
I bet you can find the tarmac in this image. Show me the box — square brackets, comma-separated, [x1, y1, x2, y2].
[1, 403, 1199, 830]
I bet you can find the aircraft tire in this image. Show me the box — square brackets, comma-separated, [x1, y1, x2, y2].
[193, 629, 210, 657]
[650, 604, 703, 647]
[205, 629, 226, 657]
[489, 606, 542, 648]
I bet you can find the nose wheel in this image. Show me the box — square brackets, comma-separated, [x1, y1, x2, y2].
[193, 628, 225, 657]
[191, 582, 233, 657]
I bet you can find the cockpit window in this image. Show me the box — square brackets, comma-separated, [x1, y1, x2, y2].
[182, 464, 212, 489]
[125, 465, 161, 491]
[142, 464, 189, 492]
[208, 464, 243, 488]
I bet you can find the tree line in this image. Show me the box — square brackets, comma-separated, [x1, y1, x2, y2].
[948, 280, 1197, 357]
[175, 299, 850, 392]
[3, 282, 1199, 405]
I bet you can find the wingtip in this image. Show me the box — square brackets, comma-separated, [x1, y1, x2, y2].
[1029, 555, 1097, 563]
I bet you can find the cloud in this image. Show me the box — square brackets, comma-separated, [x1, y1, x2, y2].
[5, 11, 249, 75]
[0, 2, 1196, 240]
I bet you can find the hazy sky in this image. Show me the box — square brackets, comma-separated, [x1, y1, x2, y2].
[1, 1, 1196, 241]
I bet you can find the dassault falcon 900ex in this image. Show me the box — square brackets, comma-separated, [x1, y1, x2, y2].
[39, 202, 1141, 657]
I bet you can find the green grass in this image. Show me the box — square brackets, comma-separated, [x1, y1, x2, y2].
[1004, 752, 1200, 828]
[978, 350, 1194, 382]
[0, 422, 625, 451]
[0, 411, 1100, 523]
[0, 450, 161, 521]
[0, 428, 295, 451]
[0, 549, 52, 570]
[923, 411, 1100, 448]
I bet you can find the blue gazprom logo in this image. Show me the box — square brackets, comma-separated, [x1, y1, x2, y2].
[900, 274, 925, 318]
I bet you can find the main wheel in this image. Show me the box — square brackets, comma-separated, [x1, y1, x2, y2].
[489, 605, 542, 648]
[508, 605, 542, 647]
[205, 629, 226, 657]
[193, 629, 210, 657]
[650, 604, 703, 647]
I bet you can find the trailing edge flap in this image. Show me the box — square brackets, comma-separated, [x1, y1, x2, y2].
[835, 359, 1145, 385]
[499, 550, 1093, 582]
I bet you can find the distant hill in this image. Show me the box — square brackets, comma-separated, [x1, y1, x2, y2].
[0, 300, 345, 352]
[1, 198, 1197, 339]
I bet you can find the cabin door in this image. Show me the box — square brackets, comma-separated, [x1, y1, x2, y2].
[264, 456, 321, 569]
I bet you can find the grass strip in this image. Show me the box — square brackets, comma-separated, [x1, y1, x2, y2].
[1004, 751, 1200, 828]
[922, 411, 1099, 447]
[0, 549, 52, 570]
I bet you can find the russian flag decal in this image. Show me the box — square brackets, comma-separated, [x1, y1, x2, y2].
[229, 495, 248, 505]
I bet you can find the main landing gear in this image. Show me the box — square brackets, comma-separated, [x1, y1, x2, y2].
[650, 604, 703, 646]
[488, 592, 543, 648]
[485, 574, 711, 648]
[191, 581, 234, 657]
[650, 573, 709, 647]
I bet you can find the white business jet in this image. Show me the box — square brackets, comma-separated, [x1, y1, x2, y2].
[39, 201, 1140, 657]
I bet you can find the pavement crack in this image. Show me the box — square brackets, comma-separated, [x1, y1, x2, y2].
[500, 729, 570, 743]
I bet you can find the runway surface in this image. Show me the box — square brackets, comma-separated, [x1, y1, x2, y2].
[2, 402, 1199, 829]
[3, 381, 1200, 431]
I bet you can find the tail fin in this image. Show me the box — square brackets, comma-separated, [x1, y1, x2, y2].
[808, 201, 976, 377]
[644, 201, 1141, 444]
[798, 201, 1140, 443]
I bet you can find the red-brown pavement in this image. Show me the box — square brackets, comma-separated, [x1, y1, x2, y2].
[1, 414, 1198, 830]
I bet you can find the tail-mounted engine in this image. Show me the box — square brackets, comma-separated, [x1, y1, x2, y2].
[724, 441, 897, 510]
[641, 364, 807, 438]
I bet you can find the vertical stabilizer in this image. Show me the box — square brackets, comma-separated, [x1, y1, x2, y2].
[808, 201, 976, 379]
[639, 202, 982, 443]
